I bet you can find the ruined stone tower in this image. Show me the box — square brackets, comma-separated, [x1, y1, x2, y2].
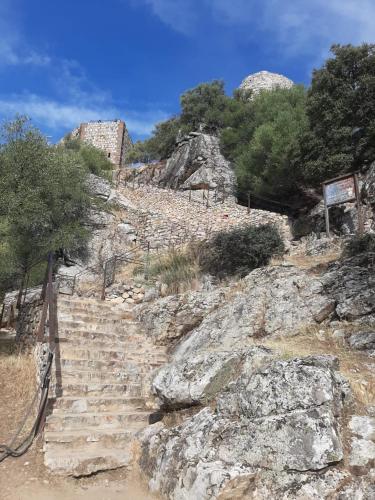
[75, 119, 132, 167]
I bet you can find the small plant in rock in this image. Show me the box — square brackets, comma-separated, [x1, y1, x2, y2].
[344, 233, 375, 256]
[199, 224, 285, 278]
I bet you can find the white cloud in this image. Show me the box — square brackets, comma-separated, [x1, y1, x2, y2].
[0, 93, 169, 137]
[137, 0, 375, 53]
[0, 0, 50, 67]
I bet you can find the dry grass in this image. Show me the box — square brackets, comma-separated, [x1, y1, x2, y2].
[134, 246, 201, 295]
[270, 248, 342, 273]
[0, 343, 37, 443]
[261, 324, 375, 408]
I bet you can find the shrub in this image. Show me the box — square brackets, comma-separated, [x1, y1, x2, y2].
[199, 224, 285, 278]
[135, 247, 200, 294]
[344, 234, 375, 256]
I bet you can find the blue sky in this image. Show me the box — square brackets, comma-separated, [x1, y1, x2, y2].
[0, 0, 374, 142]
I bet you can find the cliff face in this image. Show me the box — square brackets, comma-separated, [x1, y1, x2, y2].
[158, 132, 237, 198]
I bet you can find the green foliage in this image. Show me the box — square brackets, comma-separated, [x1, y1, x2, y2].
[0, 117, 92, 295]
[230, 86, 308, 199]
[298, 44, 375, 186]
[199, 224, 285, 278]
[180, 80, 231, 133]
[125, 118, 181, 163]
[63, 135, 113, 180]
[344, 233, 375, 256]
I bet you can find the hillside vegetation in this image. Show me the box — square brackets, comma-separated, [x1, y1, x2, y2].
[127, 44, 375, 205]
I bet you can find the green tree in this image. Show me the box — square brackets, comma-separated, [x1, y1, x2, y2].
[63, 135, 113, 179]
[228, 86, 308, 200]
[298, 44, 375, 185]
[0, 117, 92, 296]
[180, 80, 230, 133]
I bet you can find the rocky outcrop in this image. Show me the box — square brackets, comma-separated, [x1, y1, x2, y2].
[172, 264, 335, 358]
[239, 70, 294, 97]
[322, 253, 375, 323]
[141, 354, 352, 499]
[158, 133, 236, 198]
[135, 288, 226, 346]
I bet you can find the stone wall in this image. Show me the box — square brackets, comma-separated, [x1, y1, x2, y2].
[16, 298, 43, 347]
[78, 120, 132, 167]
[121, 186, 291, 250]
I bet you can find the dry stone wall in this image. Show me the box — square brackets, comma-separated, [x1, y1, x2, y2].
[120, 185, 291, 250]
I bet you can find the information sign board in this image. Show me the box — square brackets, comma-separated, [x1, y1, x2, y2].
[324, 176, 356, 207]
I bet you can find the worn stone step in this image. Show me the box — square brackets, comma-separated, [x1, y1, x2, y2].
[58, 345, 167, 362]
[56, 327, 140, 343]
[58, 304, 134, 319]
[59, 358, 163, 373]
[56, 369, 146, 385]
[53, 396, 149, 413]
[44, 446, 134, 476]
[58, 319, 131, 333]
[57, 382, 144, 398]
[58, 313, 133, 324]
[45, 410, 150, 431]
[44, 427, 142, 451]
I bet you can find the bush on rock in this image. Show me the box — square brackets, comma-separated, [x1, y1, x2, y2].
[199, 224, 284, 278]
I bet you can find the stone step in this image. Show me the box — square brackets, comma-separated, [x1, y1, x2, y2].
[44, 446, 134, 476]
[45, 410, 150, 432]
[58, 345, 167, 362]
[44, 427, 142, 451]
[58, 313, 133, 324]
[53, 396, 151, 413]
[58, 304, 134, 319]
[57, 382, 144, 398]
[59, 358, 164, 373]
[56, 327, 140, 344]
[56, 368, 153, 385]
[58, 319, 131, 334]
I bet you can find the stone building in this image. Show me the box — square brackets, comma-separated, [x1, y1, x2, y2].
[73, 119, 132, 167]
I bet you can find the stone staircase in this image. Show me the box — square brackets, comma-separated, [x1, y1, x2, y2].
[43, 296, 168, 476]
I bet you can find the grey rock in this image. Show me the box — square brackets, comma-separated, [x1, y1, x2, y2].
[322, 253, 375, 321]
[136, 288, 226, 345]
[152, 347, 273, 409]
[239, 70, 294, 98]
[86, 173, 111, 201]
[159, 133, 236, 198]
[348, 331, 375, 353]
[141, 355, 350, 500]
[349, 416, 375, 467]
[173, 265, 335, 358]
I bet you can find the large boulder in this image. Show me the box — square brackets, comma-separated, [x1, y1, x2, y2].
[141, 355, 351, 499]
[158, 133, 236, 198]
[239, 70, 294, 98]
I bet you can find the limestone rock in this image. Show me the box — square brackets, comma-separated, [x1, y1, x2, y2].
[239, 70, 294, 98]
[173, 265, 335, 358]
[141, 355, 350, 499]
[158, 133, 236, 198]
[136, 288, 226, 345]
[86, 173, 111, 201]
[348, 331, 375, 354]
[322, 253, 375, 322]
[152, 347, 274, 409]
[349, 416, 375, 467]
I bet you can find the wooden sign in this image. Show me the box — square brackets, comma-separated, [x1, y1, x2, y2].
[322, 173, 363, 237]
[324, 175, 356, 207]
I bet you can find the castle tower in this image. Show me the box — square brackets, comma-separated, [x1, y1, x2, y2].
[77, 119, 132, 168]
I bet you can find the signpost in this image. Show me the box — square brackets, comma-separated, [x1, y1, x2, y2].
[322, 173, 363, 238]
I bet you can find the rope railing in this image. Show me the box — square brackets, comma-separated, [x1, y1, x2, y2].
[0, 252, 56, 463]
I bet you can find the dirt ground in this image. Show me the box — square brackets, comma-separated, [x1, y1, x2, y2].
[0, 333, 158, 500]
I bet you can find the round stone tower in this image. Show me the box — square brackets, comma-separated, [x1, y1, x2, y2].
[239, 70, 294, 98]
